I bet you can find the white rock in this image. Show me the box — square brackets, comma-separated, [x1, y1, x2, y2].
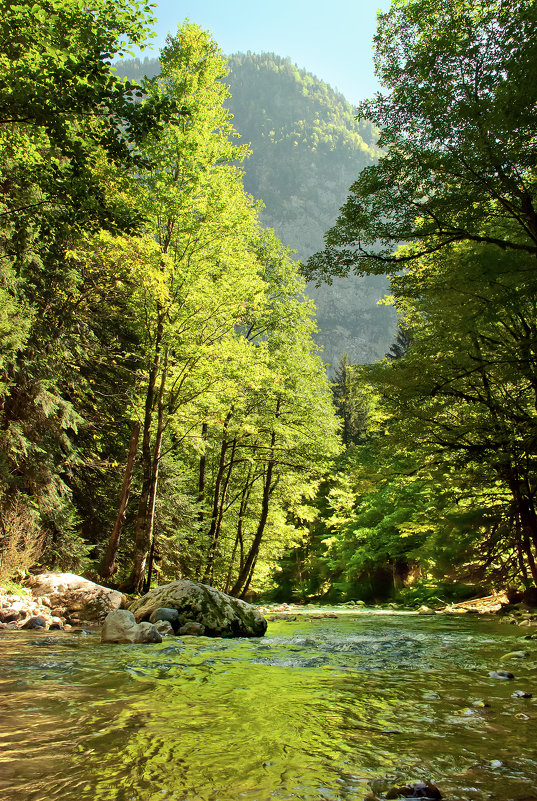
[26, 573, 125, 622]
[101, 610, 139, 643]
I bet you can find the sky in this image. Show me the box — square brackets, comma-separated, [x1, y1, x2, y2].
[140, 0, 392, 107]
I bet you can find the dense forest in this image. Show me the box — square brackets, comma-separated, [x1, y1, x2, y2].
[2, 0, 537, 608]
[115, 52, 396, 367]
[0, 5, 340, 598]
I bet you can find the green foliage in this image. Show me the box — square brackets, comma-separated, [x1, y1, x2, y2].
[113, 52, 396, 368]
[306, 0, 537, 283]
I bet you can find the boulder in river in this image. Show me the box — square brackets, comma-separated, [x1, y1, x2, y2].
[130, 580, 267, 638]
[101, 610, 162, 644]
[149, 607, 180, 630]
[101, 610, 139, 643]
[134, 622, 162, 643]
[26, 572, 125, 623]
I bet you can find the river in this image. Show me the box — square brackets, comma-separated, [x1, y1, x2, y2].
[1, 610, 535, 801]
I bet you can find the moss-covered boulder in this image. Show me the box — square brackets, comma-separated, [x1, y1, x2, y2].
[129, 580, 267, 638]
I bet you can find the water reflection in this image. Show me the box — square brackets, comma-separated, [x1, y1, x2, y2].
[0, 614, 535, 800]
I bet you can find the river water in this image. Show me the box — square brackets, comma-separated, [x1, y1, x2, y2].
[1, 610, 536, 801]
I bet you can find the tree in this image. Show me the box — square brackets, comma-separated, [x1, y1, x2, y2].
[119, 23, 266, 593]
[306, 0, 537, 283]
[366, 239, 537, 585]
[332, 353, 369, 445]
[0, 0, 173, 569]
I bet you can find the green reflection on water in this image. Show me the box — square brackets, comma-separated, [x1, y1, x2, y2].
[1, 614, 536, 801]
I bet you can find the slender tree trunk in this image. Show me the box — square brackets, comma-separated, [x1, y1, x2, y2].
[224, 469, 253, 593]
[239, 552, 258, 600]
[120, 311, 164, 594]
[230, 403, 280, 597]
[509, 476, 537, 584]
[99, 421, 141, 579]
[144, 348, 169, 592]
[202, 410, 233, 583]
[198, 422, 208, 523]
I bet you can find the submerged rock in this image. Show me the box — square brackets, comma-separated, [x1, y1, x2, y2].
[385, 781, 442, 800]
[130, 580, 267, 638]
[488, 669, 515, 679]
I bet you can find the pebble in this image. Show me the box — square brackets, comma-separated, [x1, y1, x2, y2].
[512, 690, 533, 698]
[488, 670, 514, 679]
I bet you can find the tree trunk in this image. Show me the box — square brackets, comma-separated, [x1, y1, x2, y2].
[144, 348, 169, 593]
[202, 410, 233, 583]
[120, 312, 164, 594]
[230, 405, 279, 597]
[224, 469, 253, 593]
[99, 421, 141, 579]
[198, 422, 208, 523]
[509, 476, 537, 585]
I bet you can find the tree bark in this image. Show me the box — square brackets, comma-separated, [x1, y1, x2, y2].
[120, 311, 164, 594]
[99, 420, 141, 579]
[202, 410, 233, 583]
[144, 348, 169, 592]
[230, 402, 280, 597]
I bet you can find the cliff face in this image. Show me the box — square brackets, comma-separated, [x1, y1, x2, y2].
[115, 53, 397, 367]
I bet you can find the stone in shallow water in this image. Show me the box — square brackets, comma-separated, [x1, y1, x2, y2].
[21, 616, 47, 629]
[149, 607, 180, 630]
[101, 610, 139, 643]
[488, 669, 515, 679]
[26, 572, 124, 623]
[153, 620, 174, 636]
[385, 781, 442, 799]
[130, 580, 267, 638]
[134, 622, 162, 643]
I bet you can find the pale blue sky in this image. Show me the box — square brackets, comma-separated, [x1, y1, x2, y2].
[141, 0, 392, 106]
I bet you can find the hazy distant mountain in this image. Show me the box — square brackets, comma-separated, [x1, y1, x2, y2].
[115, 53, 396, 367]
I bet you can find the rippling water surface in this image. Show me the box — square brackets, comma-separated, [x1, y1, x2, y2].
[1, 611, 536, 801]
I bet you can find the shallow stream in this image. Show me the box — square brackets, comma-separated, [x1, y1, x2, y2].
[1, 611, 536, 801]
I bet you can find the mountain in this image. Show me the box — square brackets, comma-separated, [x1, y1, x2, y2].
[114, 53, 396, 367]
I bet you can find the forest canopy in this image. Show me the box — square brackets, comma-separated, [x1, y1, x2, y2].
[294, 0, 537, 602]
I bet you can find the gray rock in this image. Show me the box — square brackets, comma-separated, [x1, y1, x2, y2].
[512, 690, 533, 698]
[26, 573, 125, 623]
[153, 620, 174, 636]
[149, 607, 180, 630]
[101, 610, 139, 643]
[134, 622, 162, 643]
[178, 621, 205, 636]
[130, 579, 267, 638]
